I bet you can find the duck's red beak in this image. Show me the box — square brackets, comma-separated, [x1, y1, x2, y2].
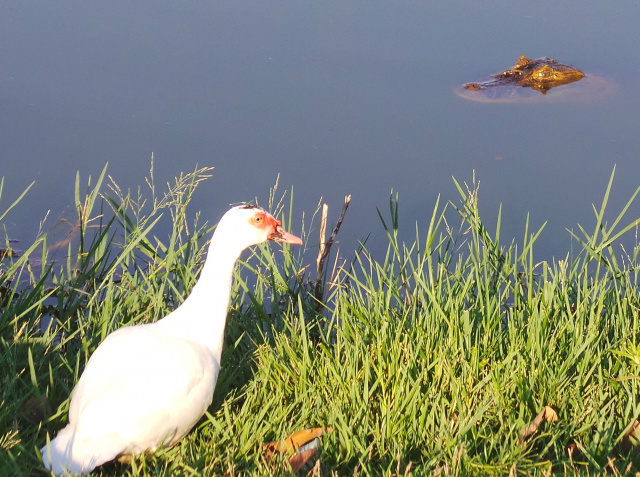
[268, 224, 303, 245]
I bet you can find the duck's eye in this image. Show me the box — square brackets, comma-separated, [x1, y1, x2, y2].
[253, 215, 264, 224]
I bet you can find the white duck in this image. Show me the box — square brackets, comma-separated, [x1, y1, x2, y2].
[41, 204, 302, 475]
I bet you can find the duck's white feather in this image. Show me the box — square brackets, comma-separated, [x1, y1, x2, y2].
[40, 205, 302, 475]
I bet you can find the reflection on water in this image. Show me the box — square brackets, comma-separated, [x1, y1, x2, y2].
[1, 0, 639, 262]
[455, 73, 614, 104]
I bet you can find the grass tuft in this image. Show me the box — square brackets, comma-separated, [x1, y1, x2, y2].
[1, 165, 640, 476]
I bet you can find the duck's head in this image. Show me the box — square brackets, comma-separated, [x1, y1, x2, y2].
[217, 204, 303, 249]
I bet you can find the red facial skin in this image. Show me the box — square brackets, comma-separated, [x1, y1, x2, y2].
[249, 211, 303, 245]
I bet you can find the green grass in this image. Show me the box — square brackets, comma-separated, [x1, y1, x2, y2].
[2, 164, 640, 476]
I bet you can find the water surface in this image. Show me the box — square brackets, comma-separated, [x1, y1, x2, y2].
[1, 1, 639, 261]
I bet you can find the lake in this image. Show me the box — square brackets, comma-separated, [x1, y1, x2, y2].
[2, 0, 639, 263]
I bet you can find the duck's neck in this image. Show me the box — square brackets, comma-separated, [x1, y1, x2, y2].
[158, 232, 246, 357]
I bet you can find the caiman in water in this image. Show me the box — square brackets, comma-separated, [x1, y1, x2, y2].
[455, 55, 612, 103]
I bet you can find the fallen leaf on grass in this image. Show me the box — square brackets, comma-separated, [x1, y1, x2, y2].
[263, 427, 333, 473]
[518, 406, 558, 445]
[565, 442, 581, 460]
[263, 427, 333, 456]
[288, 447, 318, 473]
[617, 419, 640, 456]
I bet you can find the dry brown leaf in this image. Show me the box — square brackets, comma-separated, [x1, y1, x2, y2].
[624, 419, 640, 441]
[565, 442, 580, 460]
[263, 427, 333, 457]
[518, 406, 558, 445]
[263, 426, 333, 473]
[617, 419, 640, 455]
[288, 448, 317, 473]
[543, 406, 558, 422]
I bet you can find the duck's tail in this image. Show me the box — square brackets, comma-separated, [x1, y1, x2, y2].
[40, 425, 118, 476]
